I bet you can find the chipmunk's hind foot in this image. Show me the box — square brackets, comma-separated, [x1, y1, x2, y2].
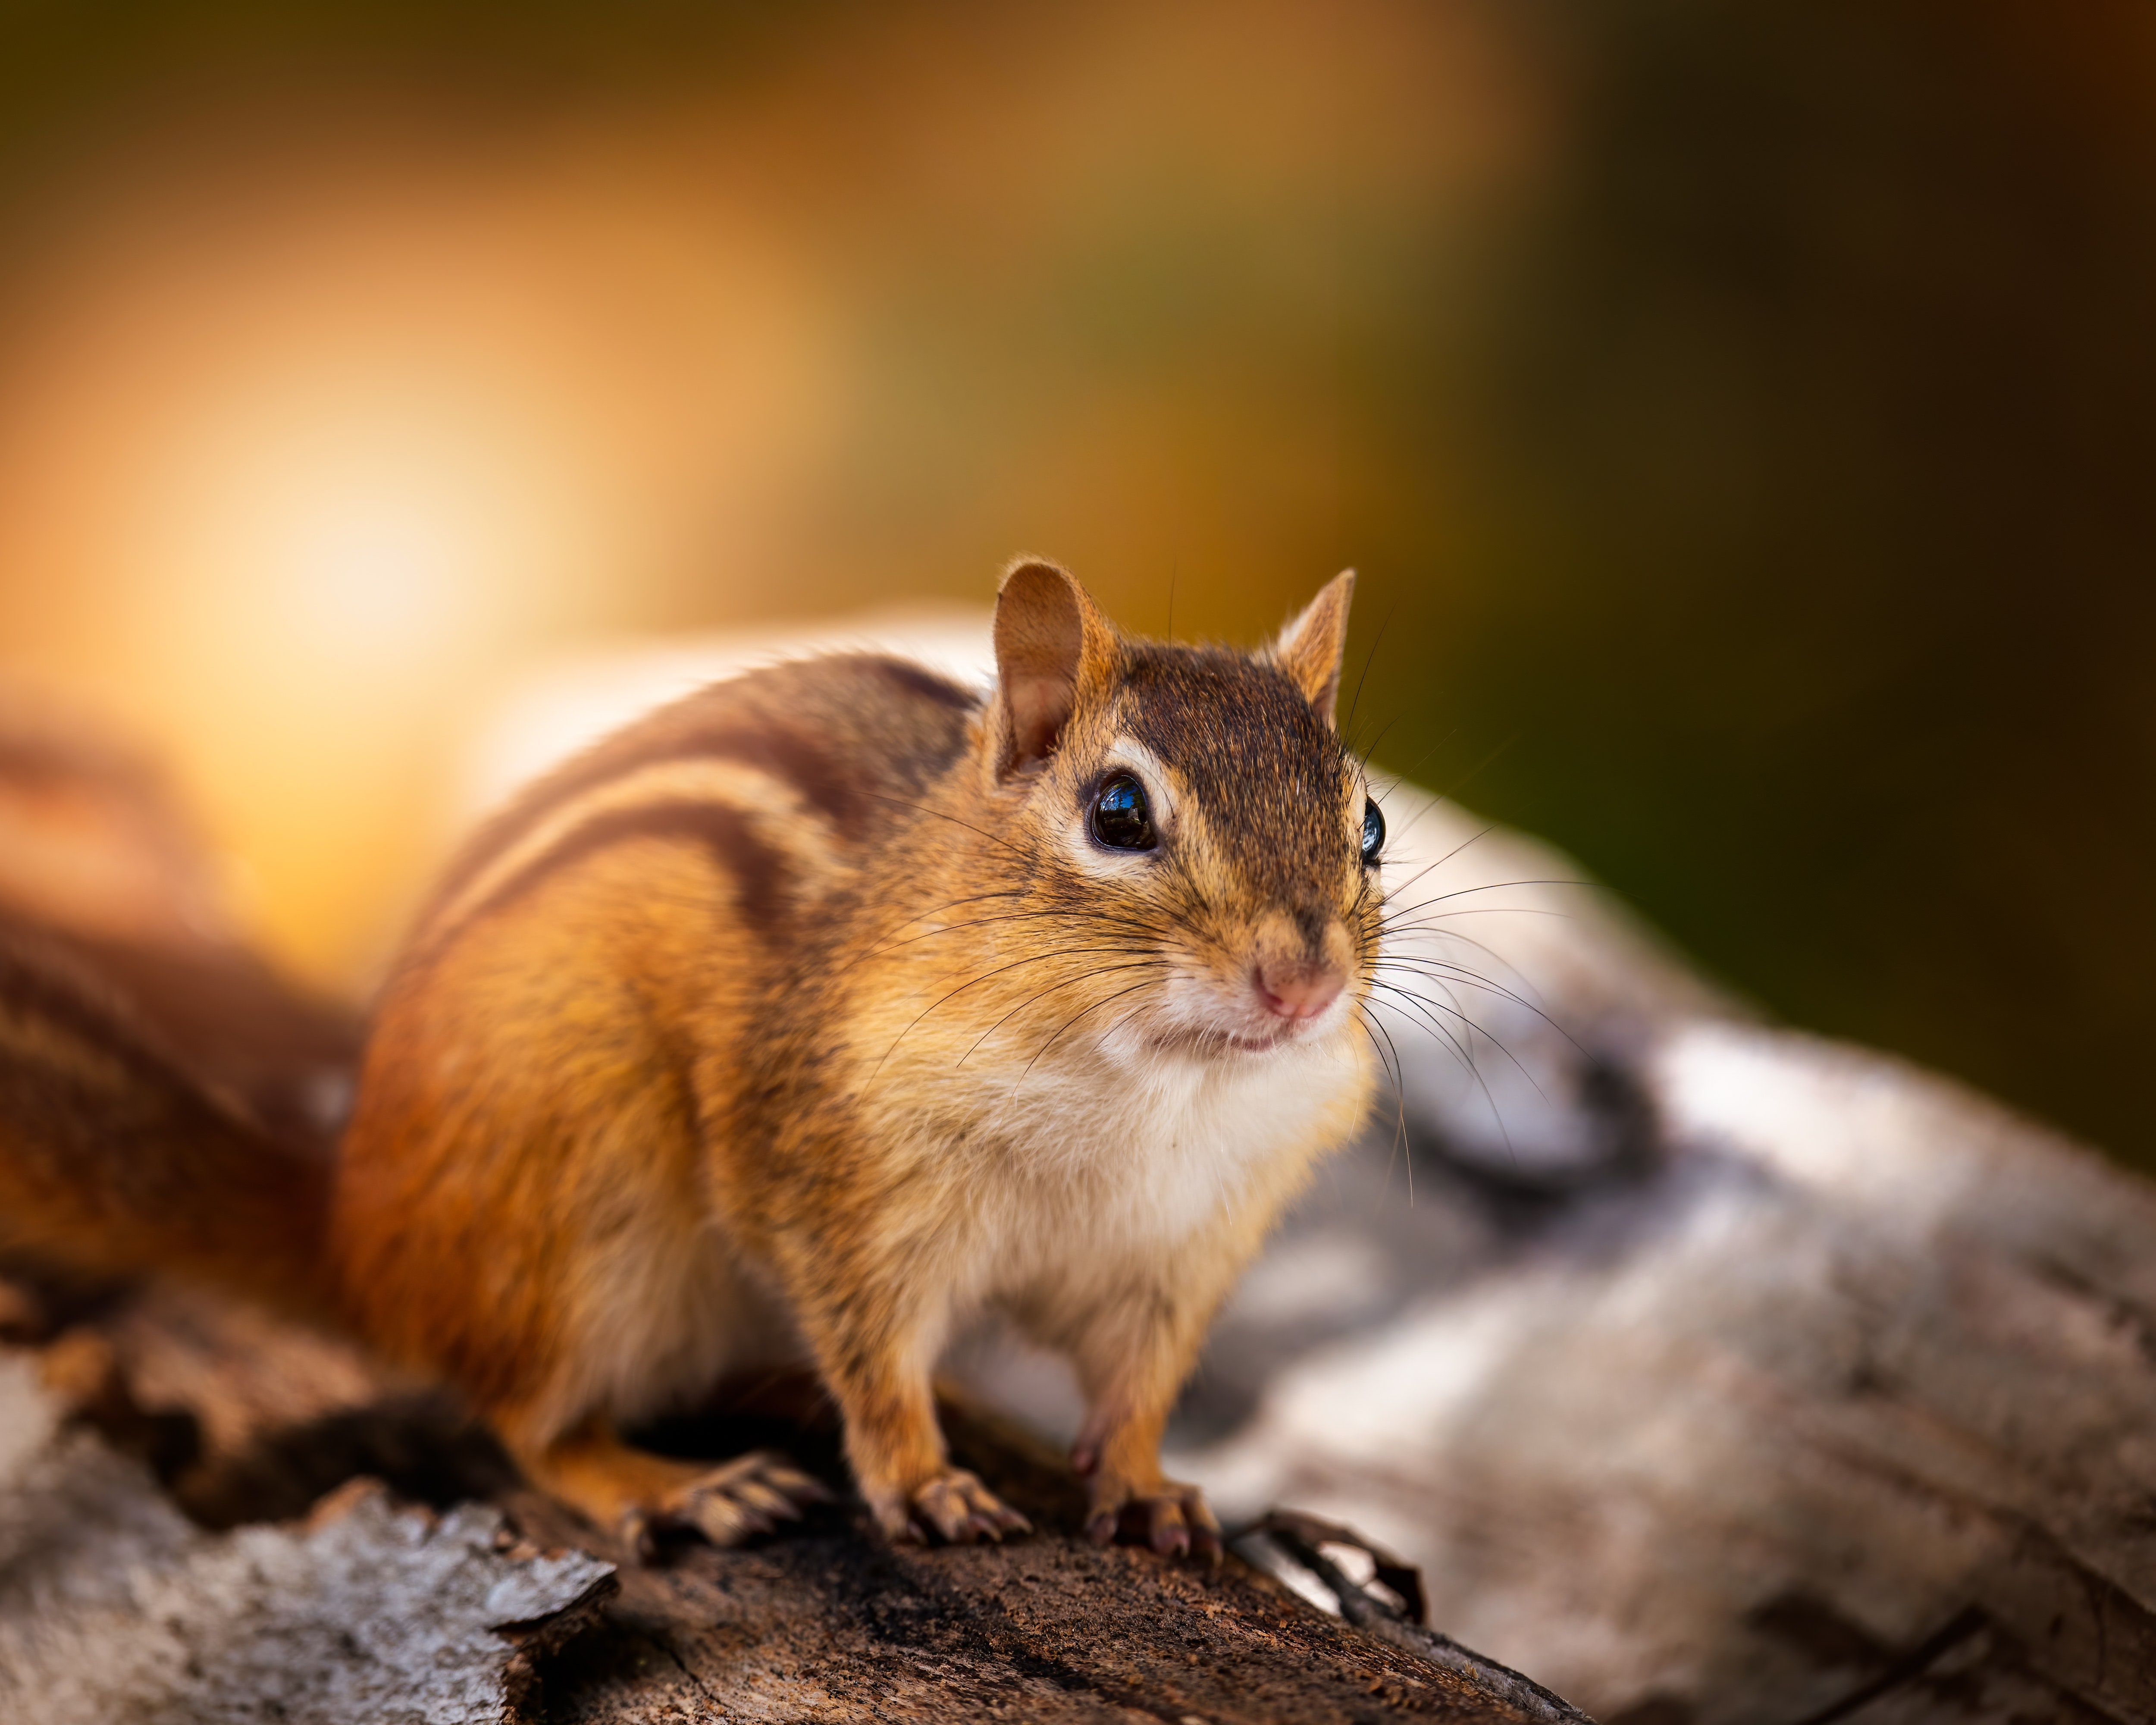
[887, 1466, 1032, 1546]
[1087, 1479, 1222, 1565]
[520, 1422, 833, 1562]
[622, 1450, 833, 1560]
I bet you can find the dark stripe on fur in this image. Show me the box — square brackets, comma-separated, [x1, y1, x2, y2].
[429, 728, 845, 908]
[0, 918, 220, 1111]
[442, 800, 791, 944]
[863, 655, 980, 712]
[0, 924, 330, 1305]
[428, 656, 976, 919]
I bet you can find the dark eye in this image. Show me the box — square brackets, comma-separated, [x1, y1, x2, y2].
[1360, 796, 1385, 865]
[1091, 773, 1156, 851]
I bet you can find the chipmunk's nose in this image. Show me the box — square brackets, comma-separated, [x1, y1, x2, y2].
[1253, 958, 1344, 1021]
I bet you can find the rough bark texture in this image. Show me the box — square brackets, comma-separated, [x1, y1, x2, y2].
[0, 1324, 1549, 1723]
[0, 1353, 615, 1722]
[517, 1497, 1542, 1722]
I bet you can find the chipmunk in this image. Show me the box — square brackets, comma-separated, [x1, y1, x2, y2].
[1, 560, 1384, 1559]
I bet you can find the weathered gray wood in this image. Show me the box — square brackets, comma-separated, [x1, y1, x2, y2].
[0, 1352, 616, 1723]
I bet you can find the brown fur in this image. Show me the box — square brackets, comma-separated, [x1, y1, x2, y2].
[0, 696, 359, 1148]
[0, 917, 331, 1312]
[3, 561, 1382, 1557]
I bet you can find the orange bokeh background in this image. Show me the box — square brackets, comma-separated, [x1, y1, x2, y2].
[1, 0, 2152, 1167]
[0, 0, 1531, 980]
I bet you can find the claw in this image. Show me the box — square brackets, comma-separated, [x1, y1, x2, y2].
[631, 1450, 832, 1557]
[1188, 1493, 1224, 1570]
[763, 1462, 836, 1504]
[729, 1478, 804, 1521]
[899, 1467, 1032, 1546]
[684, 1494, 767, 1544]
[1088, 1479, 1219, 1565]
[620, 1507, 659, 1565]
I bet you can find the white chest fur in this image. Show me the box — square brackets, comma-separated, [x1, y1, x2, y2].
[946, 1034, 1370, 1302]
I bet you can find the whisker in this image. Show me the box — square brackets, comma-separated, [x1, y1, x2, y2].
[1373, 957, 1548, 1017]
[1379, 877, 1591, 921]
[1340, 594, 1395, 742]
[1094, 996, 1160, 1050]
[1350, 1006, 1407, 1192]
[1350, 998, 1405, 1119]
[1365, 787, 1469, 859]
[1368, 978, 1480, 1089]
[957, 960, 1173, 1066]
[1374, 831, 1504, 901]
[1354, 724, 1456, 812]
[860, 903, 1174, 965]
[1369, 979, 1549, 1114]
[1375, 905, 1581, 939]
[862, 792, 1031, 861]
[1369, 960, 1583, 1055]
[1014, 975, 1171, 1088]
[868, 948, 1163, 1087]
[1355, 729, 1520, 864]
[1436, 731, 1520, 803]
[1359, 1004, 1415, 1204]
[1352, 710, 1407, 768]
[844, 889, 1028, 966]
[1370, 921, 1531, 982]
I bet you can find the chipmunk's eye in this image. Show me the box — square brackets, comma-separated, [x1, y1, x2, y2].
[1091, 773, 1156, 851]
[1360, 796, 1385, 865]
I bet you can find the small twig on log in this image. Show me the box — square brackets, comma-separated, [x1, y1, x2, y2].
[1238, 1509, 1598, 1725]
[1246, 1505, 1430, 1623]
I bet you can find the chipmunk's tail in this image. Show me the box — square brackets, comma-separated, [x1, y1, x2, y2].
[0, 924, 334, 1317]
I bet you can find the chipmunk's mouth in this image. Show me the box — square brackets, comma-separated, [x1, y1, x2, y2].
[1146, 1014, 1332, 1057]
[1141, 962, 1356, 1058]
[1142, 1028, 1289, 1058]
[1219, 1028, 1300, 1053]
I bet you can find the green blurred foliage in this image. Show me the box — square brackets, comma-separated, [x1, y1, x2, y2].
[1424, 2, 2156, 1168]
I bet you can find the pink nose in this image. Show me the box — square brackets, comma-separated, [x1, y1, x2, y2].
[1254, 962, 1344, 1021]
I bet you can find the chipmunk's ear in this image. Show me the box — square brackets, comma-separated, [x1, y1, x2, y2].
[1272, 569, 1356, 725]
[990, 558, 1119, 780]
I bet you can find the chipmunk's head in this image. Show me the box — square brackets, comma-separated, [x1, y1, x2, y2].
[981, 558, 1382, 1061]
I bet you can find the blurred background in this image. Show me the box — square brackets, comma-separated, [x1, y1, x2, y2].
[0, 0, 2147, 1169]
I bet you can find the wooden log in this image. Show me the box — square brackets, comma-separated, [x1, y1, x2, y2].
[0, 1333, 1561, 1722]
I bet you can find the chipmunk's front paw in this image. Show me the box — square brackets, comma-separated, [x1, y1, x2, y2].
[881, 1466, 1032, 1546]
[623, 1450, 833, 1559]
[1086, 1478, 1222, 1564]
